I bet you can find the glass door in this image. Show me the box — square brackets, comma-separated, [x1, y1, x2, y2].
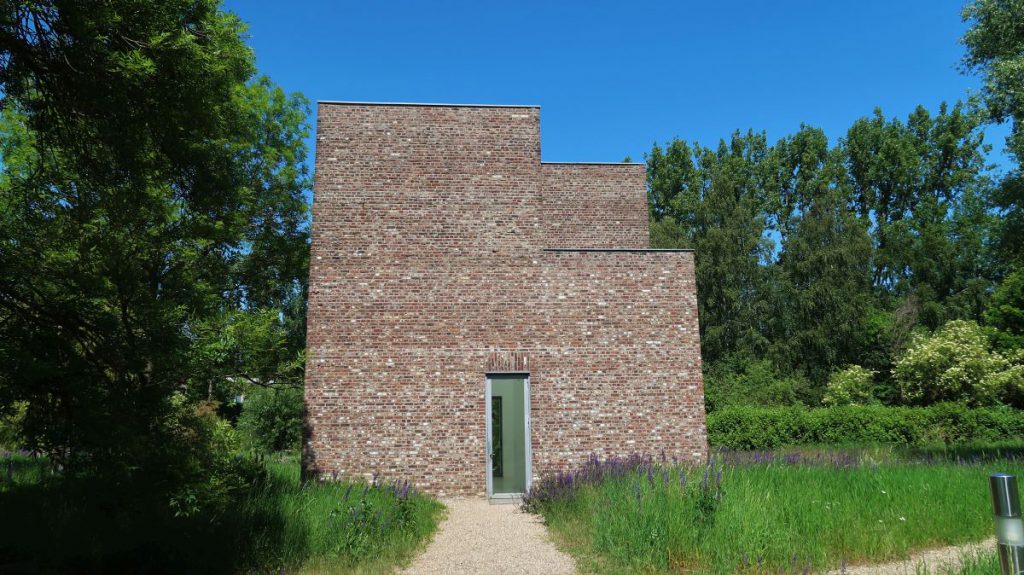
[487, 374, 529, 496]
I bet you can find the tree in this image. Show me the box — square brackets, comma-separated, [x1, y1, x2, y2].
[962, 0, 1024, 163]
[962, 0, 1024, 268]
[0, 0, 309, 499]
[986, 269, 1024, 350]
[768, 128, 874, 387]
[647, 132, 774, 366]
[842, 103, 994, 328]
[647, 101, 997, 403]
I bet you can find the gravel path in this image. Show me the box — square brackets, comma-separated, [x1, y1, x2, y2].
[824, 538, 995, 575]
[401, 498, 576, 575]
[403, 502, 993, 575]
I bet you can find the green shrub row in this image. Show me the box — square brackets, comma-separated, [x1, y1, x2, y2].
[707, 404, 1024, 450]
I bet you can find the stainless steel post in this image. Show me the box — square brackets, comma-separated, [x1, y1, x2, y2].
[991, 473, 1024, 575]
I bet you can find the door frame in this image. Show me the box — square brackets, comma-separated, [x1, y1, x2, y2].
[485, 372, 531, 499]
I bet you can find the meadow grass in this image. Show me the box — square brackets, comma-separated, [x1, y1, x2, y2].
[525, 448, 1018, 574]
[237, 456, 446, 574]
[0, 452, 444, 574]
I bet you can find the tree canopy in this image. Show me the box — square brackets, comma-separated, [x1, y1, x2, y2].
[648, 101, 1007, 406]
[643, 0, 1024, 410]
[962, 0, 1024, 268]
[0, 0, 309, 491]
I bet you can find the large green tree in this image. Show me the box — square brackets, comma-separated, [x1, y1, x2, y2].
[768, 129, 874, 389]
[0, 0, 309, 492]
[962, 0, 1024, 269]
[843, 103, 993, 327]
[648, 132, 774, 367]
[648, 103, 996, 404]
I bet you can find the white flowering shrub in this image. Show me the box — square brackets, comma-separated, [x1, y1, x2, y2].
[894, 320, 1022, 406]
[823, 365, 878, 406]
[982, 347, 1024, 403]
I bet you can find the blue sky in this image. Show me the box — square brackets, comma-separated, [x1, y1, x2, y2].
[224, 0, 1010, 168]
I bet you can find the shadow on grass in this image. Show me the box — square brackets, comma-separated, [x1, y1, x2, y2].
[0, 458, 301, 574]
[0, 455, 443, 574]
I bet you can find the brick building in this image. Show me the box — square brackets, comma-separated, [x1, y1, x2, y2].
[304, 101, 707, 497]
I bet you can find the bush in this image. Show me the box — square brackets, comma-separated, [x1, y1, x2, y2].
[893, 319, 1021, 406]
[823, 365, 878, 406]
[704, 358, 814, 412]
[0, 397, 273, 573]
[166, 397, 268, 519]
[707, 404, 1024, 450]
[237, 386, 304, 453]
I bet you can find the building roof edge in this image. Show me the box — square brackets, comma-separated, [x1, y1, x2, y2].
[318, 100, 540, 109]
[543, 248, 695, 253]
[542, 161, 645, 166]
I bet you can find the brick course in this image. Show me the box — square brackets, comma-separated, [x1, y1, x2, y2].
[305, 102, 706, 496]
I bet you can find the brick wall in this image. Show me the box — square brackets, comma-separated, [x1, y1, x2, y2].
[532, 250, 706, 476]
[541, 163, 649, 248]
[305, 102, 706, 496]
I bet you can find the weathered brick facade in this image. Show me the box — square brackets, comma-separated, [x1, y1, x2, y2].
[305, 101, 706, 496]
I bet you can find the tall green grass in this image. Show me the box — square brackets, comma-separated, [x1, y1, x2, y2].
[527, 450, 1016, 574]
[236, 457, 445, 573]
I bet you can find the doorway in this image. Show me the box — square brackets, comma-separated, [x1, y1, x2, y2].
[485, 374, 531, 499]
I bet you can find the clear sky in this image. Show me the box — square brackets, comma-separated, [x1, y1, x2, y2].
[223, 0, 1010, 168]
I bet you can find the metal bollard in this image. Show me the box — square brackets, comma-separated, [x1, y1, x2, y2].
[991, 473, 1024, 575]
